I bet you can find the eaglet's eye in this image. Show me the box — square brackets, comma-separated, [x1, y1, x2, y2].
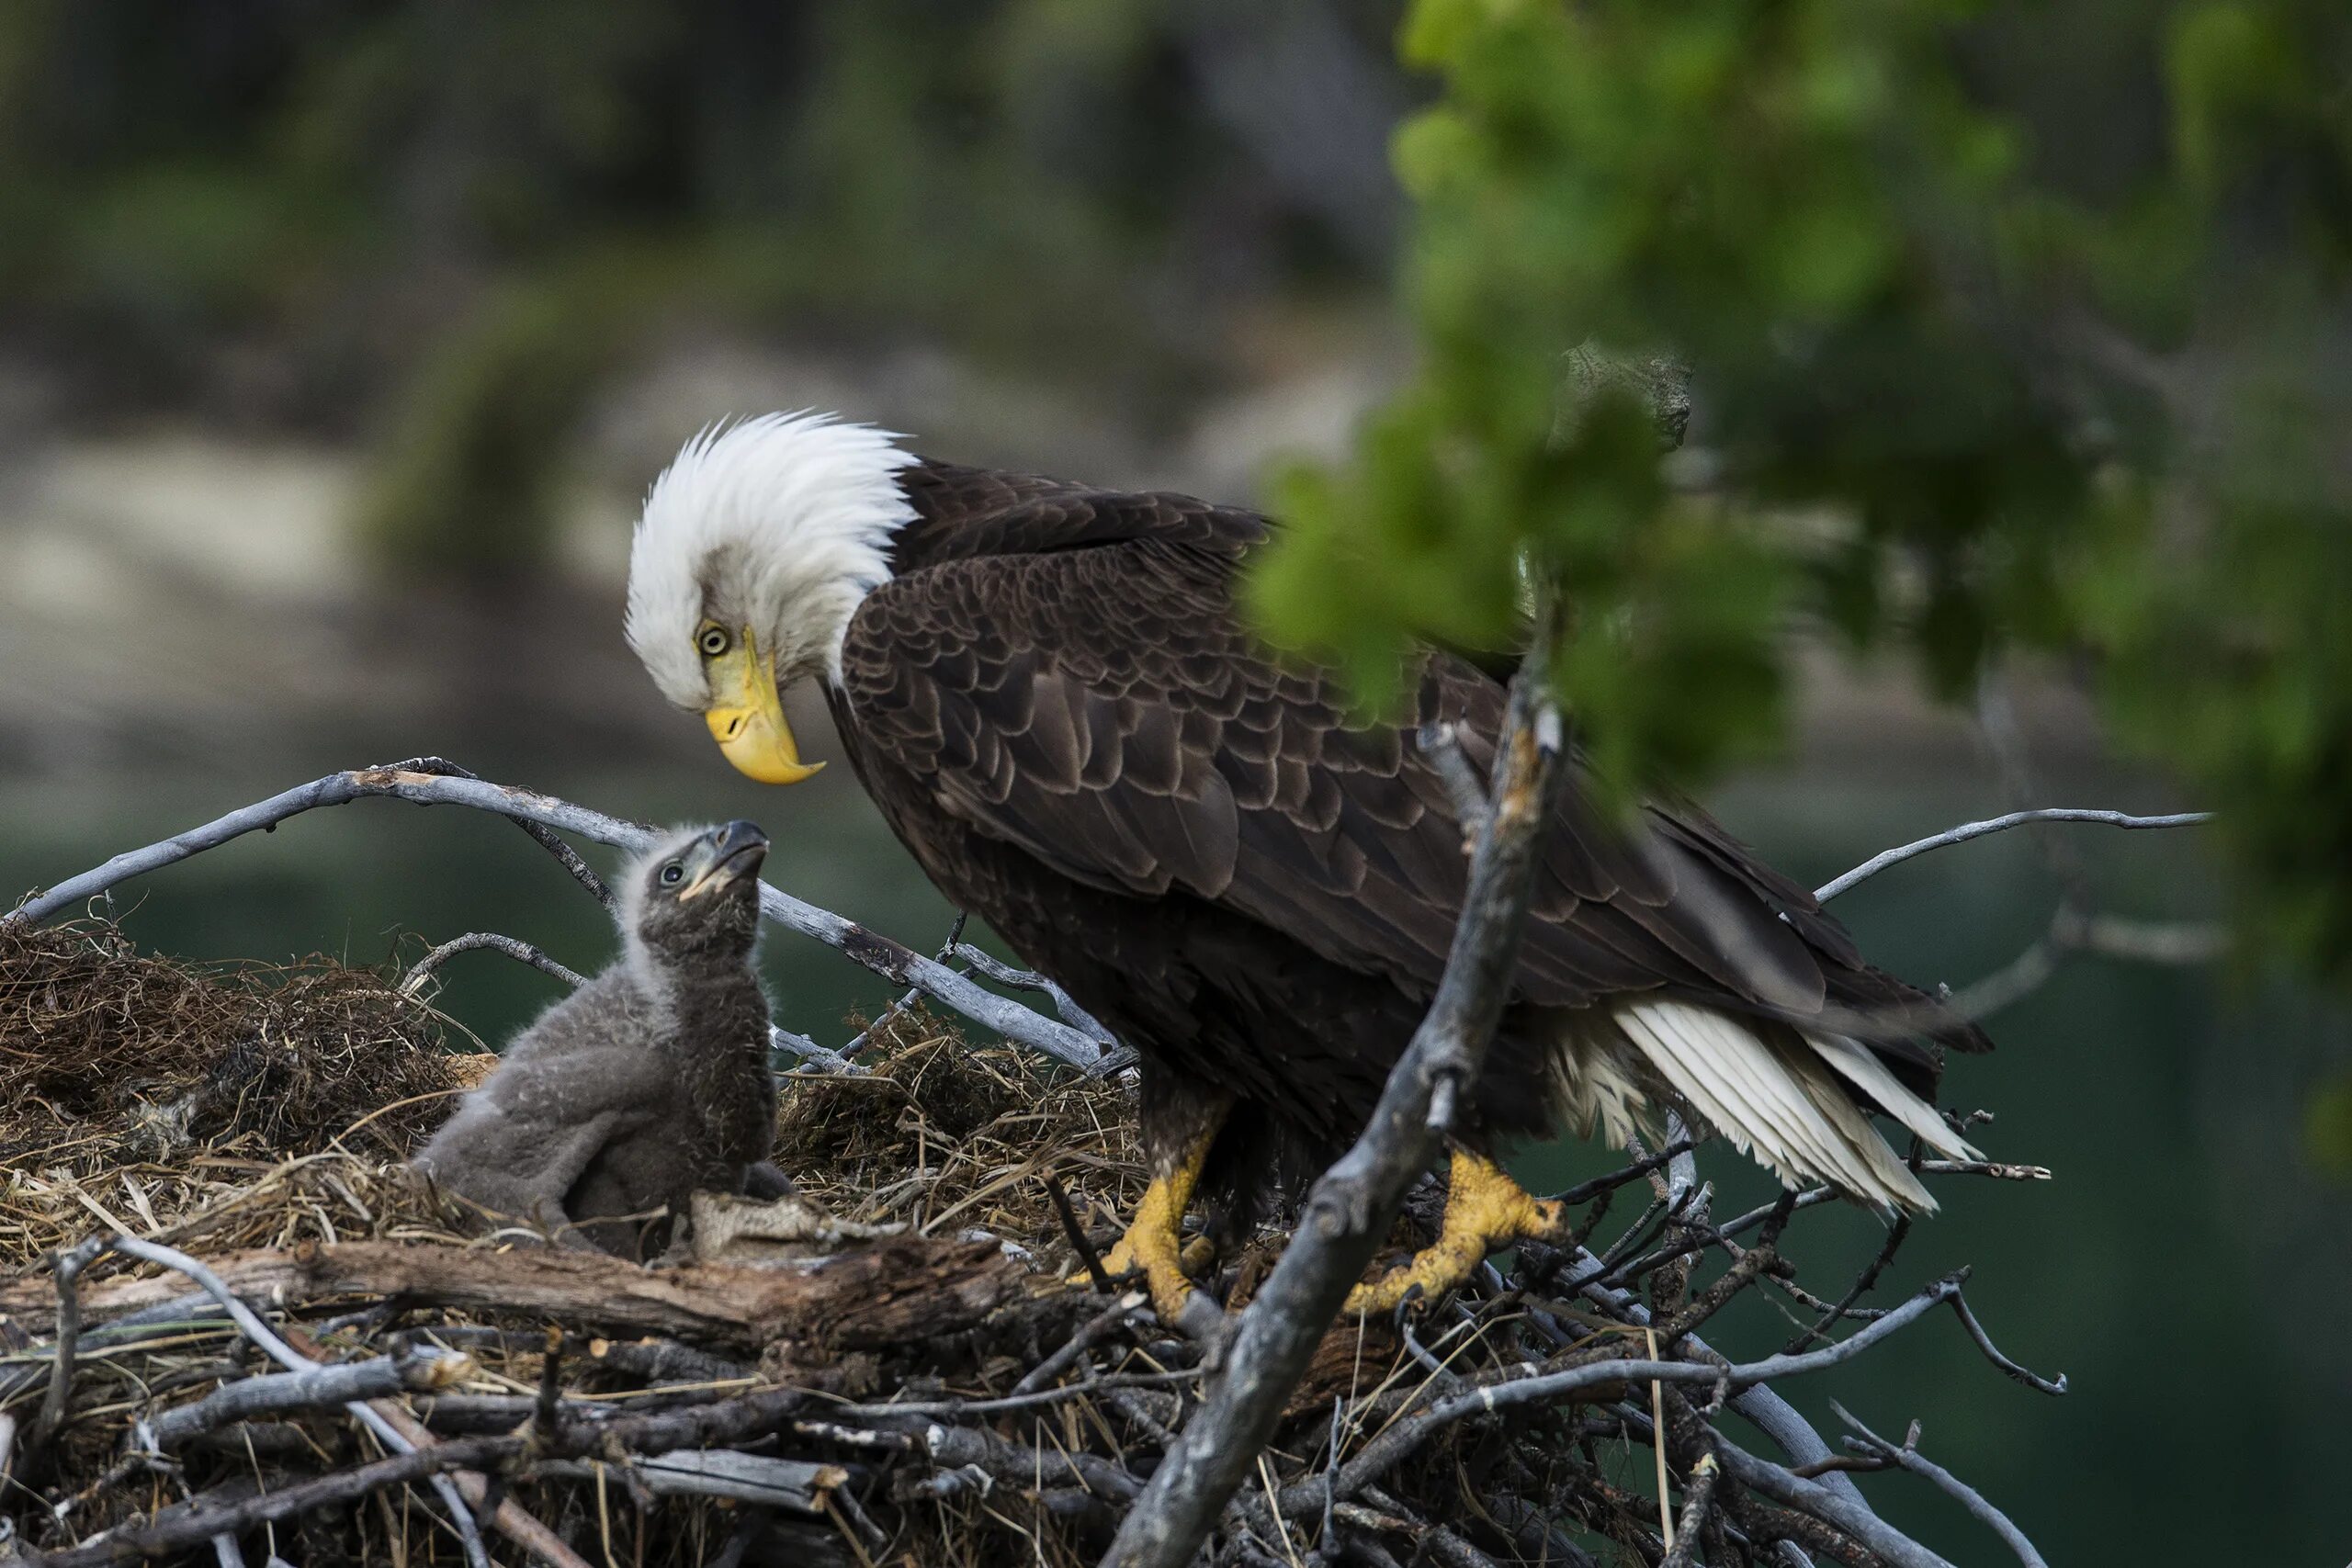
[660, 863, 684, 886]
[697, 624, 731, 658]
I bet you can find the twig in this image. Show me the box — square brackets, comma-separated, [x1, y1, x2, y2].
[1919, 1158, 2050, 1181]
[1554, 1139, 1699, 1207]
[1104, 608, 1569, 1568]
[6, 761, 1109, 1071]
[1814, 807, 2210, 903]
[1713, 1436, 1959, 1568]
[772, 1024, 861, 1074]
[1321, 1277, 1962, 1504]
[1560, 1243, 1874, 1515]
[94, 1235, 495, 1568]
[1833, 1404, 2049, 1568]
[1657, 1449, 1721, 1568]
[149, 1345, 470, 1450]
[1948, 1292, 2067, 1394]
[1045, 1172, 1115, 1293]
[833, 1367, 1201, 1420]
[399, 932, 588, 998]
[533, 1327, 565, 1450]
[530, 1451, 844, 1511]
[842, 916, 961, 1058]
[1012, 1293, 1143, 1396]
[946, 942, 1118, 1046]
[1782, 1216, 1908, 1356]
[17, 1385, 820, 1568]
[31, 1235, 113, 1455]
[384, 757, 616, 909]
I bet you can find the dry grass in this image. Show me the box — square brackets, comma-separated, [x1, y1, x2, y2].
[1, 920, 481, 1269]
[777, 1005, 1145, 1251]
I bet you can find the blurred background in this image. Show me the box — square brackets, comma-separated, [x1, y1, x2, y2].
[0, 4, 2342, 1561]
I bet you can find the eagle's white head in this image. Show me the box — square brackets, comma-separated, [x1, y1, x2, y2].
[625, 412, 918, 783]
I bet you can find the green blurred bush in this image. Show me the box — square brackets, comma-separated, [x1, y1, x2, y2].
[0, 0, 1391, 570]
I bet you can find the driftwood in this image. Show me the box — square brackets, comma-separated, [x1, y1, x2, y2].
[0, 1235, 1023, 1353]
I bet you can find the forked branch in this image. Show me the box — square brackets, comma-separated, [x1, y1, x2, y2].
[6, 761, 1107, 1070]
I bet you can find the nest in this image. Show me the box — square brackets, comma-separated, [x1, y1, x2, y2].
[0, 921, 481, 1269]
[0, 919, 1996, 1568]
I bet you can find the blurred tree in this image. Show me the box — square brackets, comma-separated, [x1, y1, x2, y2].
[0, 0, 1404, 568]
[1252, 0, 2352, 989]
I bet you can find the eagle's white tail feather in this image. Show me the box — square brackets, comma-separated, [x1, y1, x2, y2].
[1805, 1032, 1981, 1162]
[1613, 1000, 1938, 1211]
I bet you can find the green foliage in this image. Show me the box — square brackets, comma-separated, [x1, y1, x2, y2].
[1253, 0, 2352, 984]
[356, 266, 629, 575]
[2307, 1071, 2352, 1177]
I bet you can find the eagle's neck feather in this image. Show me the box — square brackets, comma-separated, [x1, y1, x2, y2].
[626, 412, 920, 703]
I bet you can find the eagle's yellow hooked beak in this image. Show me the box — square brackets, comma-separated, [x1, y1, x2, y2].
[702, 629, 825, 785]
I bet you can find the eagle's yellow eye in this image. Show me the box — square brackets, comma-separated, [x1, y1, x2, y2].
[697, 624, 731, 658]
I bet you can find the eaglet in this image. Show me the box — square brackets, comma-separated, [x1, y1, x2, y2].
[413, 820, 779, 1259]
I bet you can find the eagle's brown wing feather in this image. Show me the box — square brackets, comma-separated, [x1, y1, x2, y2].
[838, 497, 1969, 1061]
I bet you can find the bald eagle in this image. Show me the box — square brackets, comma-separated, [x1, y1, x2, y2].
[625, 412, 1984, 1320]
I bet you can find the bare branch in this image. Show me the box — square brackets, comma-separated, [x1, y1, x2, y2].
[1948, 1292, 2068, 1395]
[399, 931, 589, 997]
[1814, 807, 2210, 903]
[947, 942, 1118, 1045]
[98, 1235, 496, 1568]
[1713, 1436, 1961, 1568]
[5, 761, 1108, 1070]
[150, 1345, 471, 1450]
[1560, 1242, 1875, 1515]
[1783, 1215, 1910, 1356]
[17, 1385, 828, 1568]
[374, 757, 614, 908]
[1834, 1404, 2050, 1568]
[1105, 618, 1569, 1568]
[29, 1235, 113, 1456]
[1657, 1448, 1721, 1568]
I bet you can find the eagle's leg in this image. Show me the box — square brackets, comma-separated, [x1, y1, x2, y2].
[1099, 1098, 1228, 1325]
[1343, 1150, 1566, 1315]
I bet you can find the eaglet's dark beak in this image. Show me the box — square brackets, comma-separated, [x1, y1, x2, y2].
[677, 819, 769, 901]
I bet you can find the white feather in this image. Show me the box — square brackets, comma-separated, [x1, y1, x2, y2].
[1612, 1000, 1935, 1210]
[1805, 1032, 1982, 1162]
[1543, 1015, 1650, 1149]
[625, 411, 919, 707]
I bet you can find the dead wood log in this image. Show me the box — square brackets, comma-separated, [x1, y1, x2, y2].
[0, 1236, 1023, 1352]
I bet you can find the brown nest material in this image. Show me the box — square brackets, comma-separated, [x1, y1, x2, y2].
[0, 920, 1983, 1568]
[0, 921, 478, 1269]
[775, 1005, 1144, 1247]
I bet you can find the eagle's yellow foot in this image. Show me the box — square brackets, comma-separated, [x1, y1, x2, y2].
[1088, 1118, 1223, 1330]
[1099, 1195, 1202, 1325]
[1345, 1151, 1566, 1316]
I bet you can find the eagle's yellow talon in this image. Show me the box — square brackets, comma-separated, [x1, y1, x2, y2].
[1099, 1213, 1199, 1324]
[1345, 1151, 1566, 1316]
[1083, 1113, 1224, 1325]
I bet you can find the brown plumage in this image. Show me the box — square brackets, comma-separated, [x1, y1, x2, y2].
[413, 821, 777, 1260]
[623, 414, 1990, 1311]
[826, 460, 1984, 1214]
